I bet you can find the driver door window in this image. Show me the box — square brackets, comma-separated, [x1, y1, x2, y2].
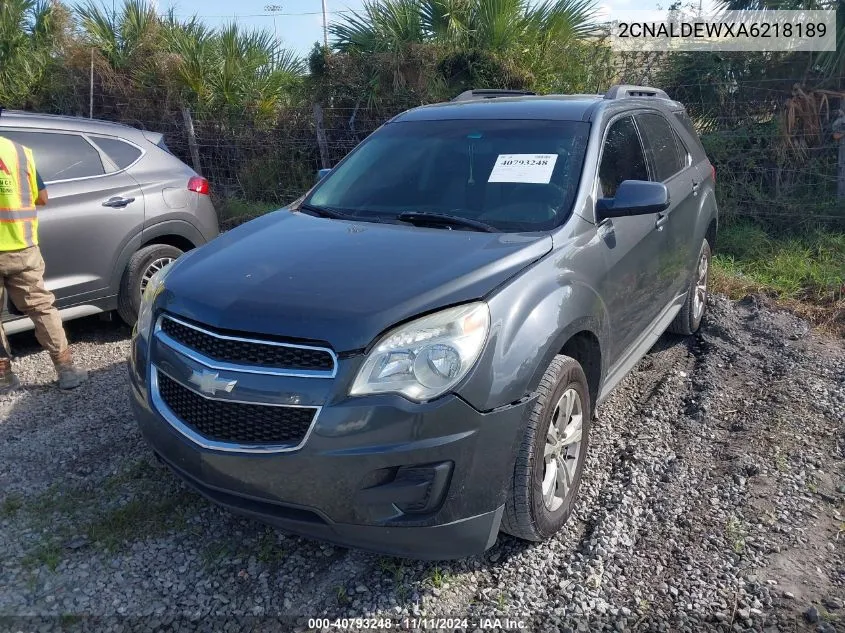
[597, 116, 648, 198]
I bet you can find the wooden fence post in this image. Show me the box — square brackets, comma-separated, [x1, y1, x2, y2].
[181, 107, 203, 177]
[835, 111, 845, 199]
[314, 103, 330, 170]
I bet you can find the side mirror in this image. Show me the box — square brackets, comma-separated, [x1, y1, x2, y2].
[595, 180, 670, 223]
[316, 167, 332, 184]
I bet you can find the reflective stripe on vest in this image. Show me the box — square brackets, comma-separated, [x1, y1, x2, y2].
[0, 137, 39, 250]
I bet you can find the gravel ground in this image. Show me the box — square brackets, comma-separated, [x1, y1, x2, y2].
[0, 295, 843, 633]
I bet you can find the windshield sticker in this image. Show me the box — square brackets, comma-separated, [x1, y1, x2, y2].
[488, 154, 558, 184]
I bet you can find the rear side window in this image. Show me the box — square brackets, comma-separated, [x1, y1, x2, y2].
[636, 113, 684, 182]
[0, 131, 104, 181]
[672, 110, 706, 153]
[598, 116, 648, 198]
[90, 136, 142, 169]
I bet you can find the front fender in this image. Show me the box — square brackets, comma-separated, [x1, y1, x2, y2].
[458, 256, 610, 413]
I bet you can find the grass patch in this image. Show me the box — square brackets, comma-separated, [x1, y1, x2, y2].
[712, 222, 845, 334]
[15, 460, 200, 570]
[85, 491, 195, 551]
[217, 198, 280, 231]
[22, 539, 62, 571]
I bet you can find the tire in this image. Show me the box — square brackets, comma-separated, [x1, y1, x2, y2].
[668, 239, 712, 336]
[117, 244, 183, 326]
[501, 355, 592, 542]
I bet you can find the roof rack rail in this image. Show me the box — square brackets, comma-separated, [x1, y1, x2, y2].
[452, 89, 537, 102]
[604, 84, 670, 100]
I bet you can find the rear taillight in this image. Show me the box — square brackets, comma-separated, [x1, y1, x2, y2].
[710, 164, 716, 182]
[188, 176, 209, 195]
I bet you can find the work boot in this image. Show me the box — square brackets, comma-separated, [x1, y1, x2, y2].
[0, 358, 20, 395]
[51, 349, 88, 391]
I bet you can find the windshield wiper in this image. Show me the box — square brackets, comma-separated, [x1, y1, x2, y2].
[297, 202, 352, 219]
[396, 212, 497, 233]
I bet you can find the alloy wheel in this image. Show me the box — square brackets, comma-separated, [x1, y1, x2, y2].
[693, 249, 710, 321]
[541, 387, 584, 512]
[140, 257, 175, 297]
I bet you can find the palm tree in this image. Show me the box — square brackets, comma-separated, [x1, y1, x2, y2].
[76, 0, 161, 71]
[74, 1, 305, 118]
[715, 0, 844, 86]
[329, 0, 598, 95]
[164, 20, 304, 118]
[332, 0, 596, 55]
[0, 0, 68, 108]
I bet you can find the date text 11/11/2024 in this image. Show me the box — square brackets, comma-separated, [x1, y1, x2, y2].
[307, 617, 528, 630]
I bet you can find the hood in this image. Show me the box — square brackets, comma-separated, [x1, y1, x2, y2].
[159, 210, 552, 351]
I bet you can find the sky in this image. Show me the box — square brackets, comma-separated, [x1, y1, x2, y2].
[153, 0, 719, 58]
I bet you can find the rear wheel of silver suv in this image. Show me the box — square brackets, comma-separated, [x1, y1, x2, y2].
[668, 238, 711, 336]
[117, 244, 183, 326]
[501, 355, 591, 542]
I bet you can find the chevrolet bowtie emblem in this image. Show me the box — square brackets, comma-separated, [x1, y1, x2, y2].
[188, 370, 237, 396]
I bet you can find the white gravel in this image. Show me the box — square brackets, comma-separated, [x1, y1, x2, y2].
[0, 295, 843, 633]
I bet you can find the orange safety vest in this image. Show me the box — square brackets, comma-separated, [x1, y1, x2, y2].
[0, 136, 39, 251]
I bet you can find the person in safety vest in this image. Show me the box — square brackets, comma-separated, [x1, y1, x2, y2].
[0, 135, 88, 393]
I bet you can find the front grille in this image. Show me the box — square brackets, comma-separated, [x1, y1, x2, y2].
[160, 316, 334, 372]
[158, 373, 315, 446]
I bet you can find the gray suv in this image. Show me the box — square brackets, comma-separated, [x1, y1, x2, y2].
[0, 111, 219, 334]
[129, 85, 717, 560]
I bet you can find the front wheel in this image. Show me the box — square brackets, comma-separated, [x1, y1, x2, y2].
[117, 244, 183, 326]
[669, 239, 711, 336]
[501, 355, 592, 542]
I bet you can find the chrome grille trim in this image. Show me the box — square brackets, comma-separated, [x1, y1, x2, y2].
[154, 314, 338, 379]
[149, 366, 322, 454]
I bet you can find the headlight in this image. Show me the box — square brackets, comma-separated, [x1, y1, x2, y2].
[350, 302, 490, 402]
[135, 261, 174, 338]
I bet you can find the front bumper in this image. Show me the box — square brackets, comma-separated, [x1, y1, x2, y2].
[128, 332, 531, 560]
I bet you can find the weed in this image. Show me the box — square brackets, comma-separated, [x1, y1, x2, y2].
[726, 515, 747, 554]
[336, 585, 349, 606]
[1, 494, 22, 518]
[378, 557, 405, 583]
[202, 541, 232, 569]
[256, 530, 286, 565]
[22, 539, 62, 572]
[428, 565, 449, 589]
[773, 449, 788, 473]
[497, 592, 508, 610]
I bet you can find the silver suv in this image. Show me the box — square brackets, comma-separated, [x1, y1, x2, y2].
[0, 110, 219, 333]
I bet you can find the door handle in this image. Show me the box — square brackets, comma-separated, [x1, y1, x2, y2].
[102, 196, 135, 208]
[655, 212, 670, 230]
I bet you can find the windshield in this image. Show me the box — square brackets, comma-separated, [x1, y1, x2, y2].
[305, 119, 590, 232]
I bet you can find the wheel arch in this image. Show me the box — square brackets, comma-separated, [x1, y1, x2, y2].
[109, 219, 204, 295]
[559, 330, 602, 416]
